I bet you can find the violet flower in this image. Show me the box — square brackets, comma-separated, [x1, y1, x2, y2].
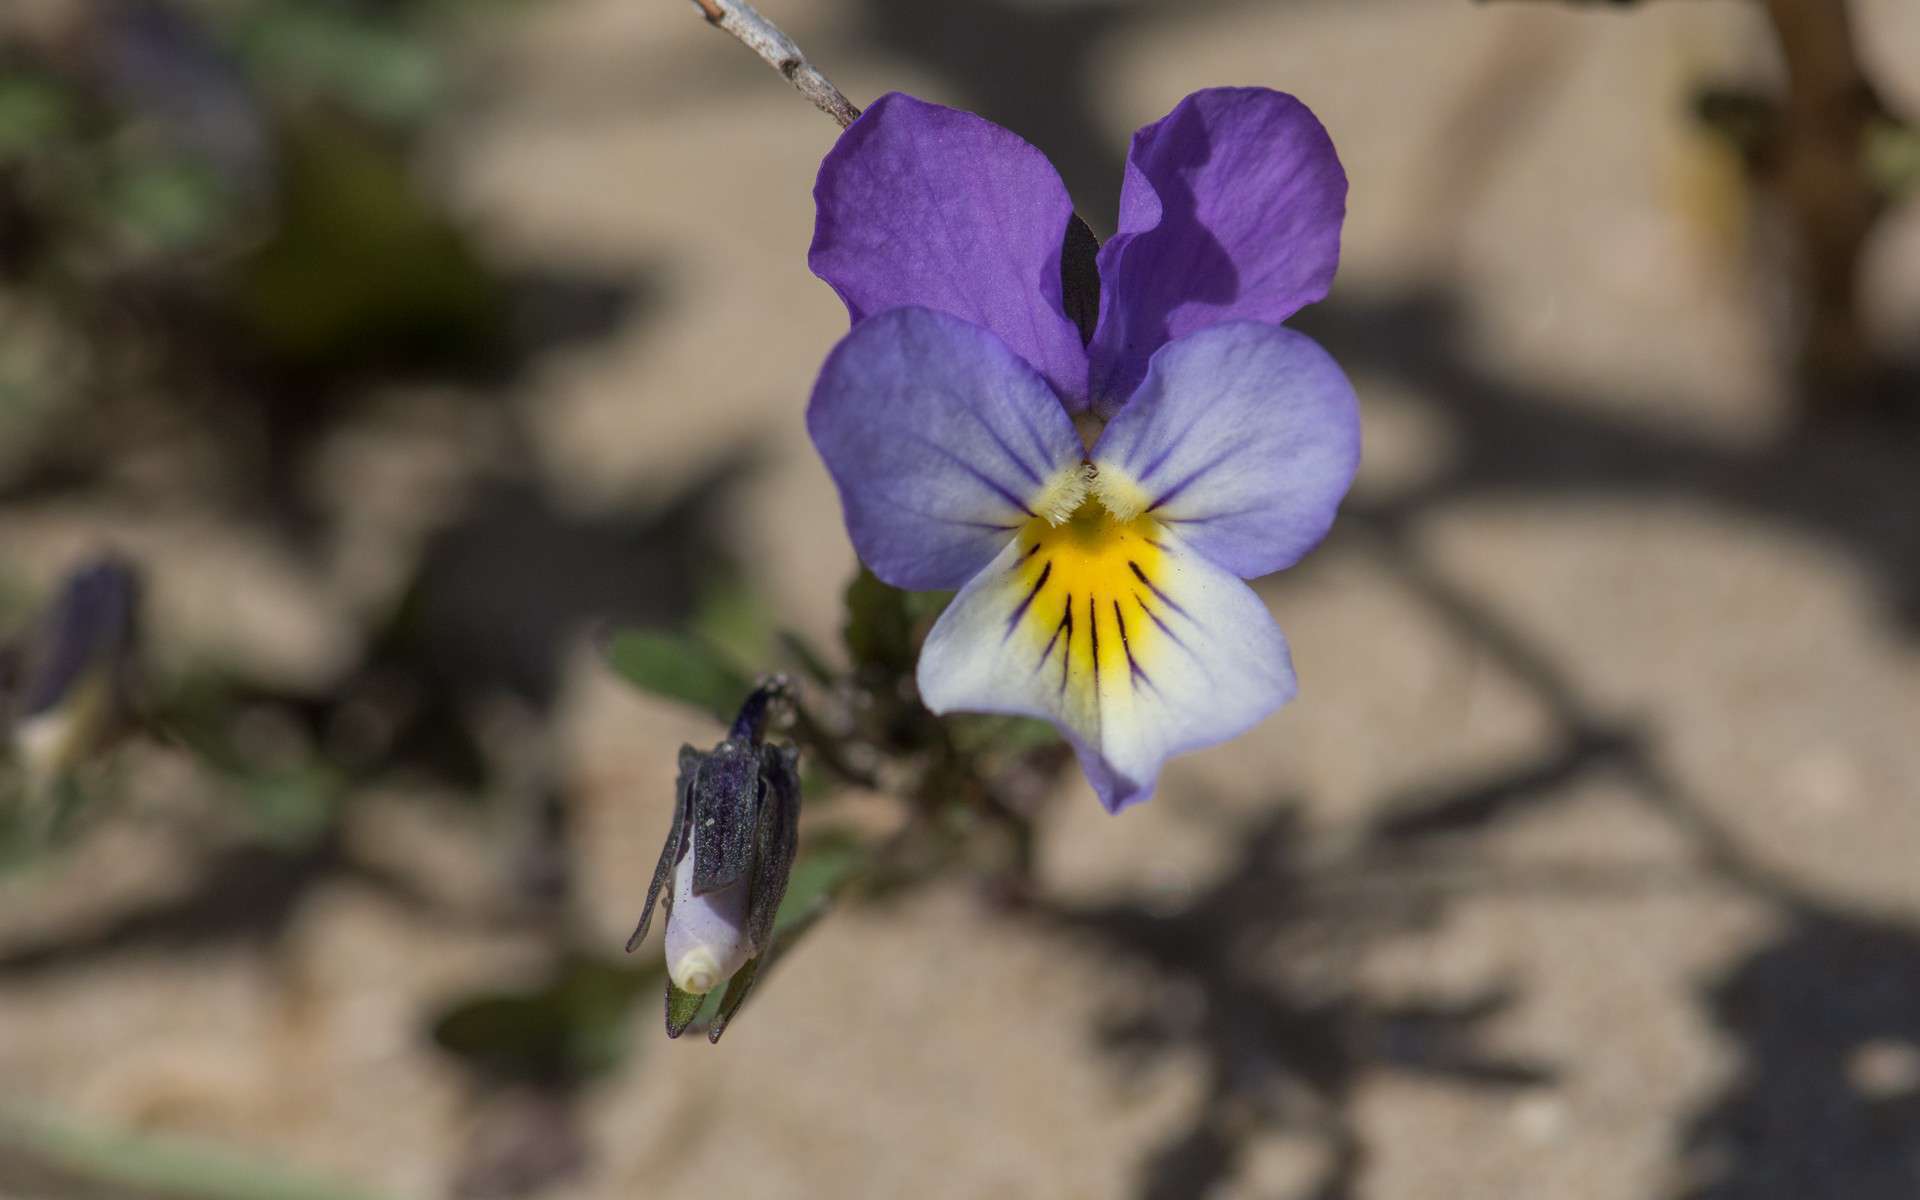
[807, 89, 1360, 813]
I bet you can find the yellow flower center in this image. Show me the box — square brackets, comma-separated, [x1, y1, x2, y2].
[1004, 501, 1176, 713]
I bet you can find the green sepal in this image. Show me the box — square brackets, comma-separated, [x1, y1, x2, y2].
[664, 979, 705, 1039]
[707, 954, 763, 1044]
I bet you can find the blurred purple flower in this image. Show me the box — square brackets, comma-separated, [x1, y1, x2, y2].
[5, 555, 142, 788]
[807, 90, 1360, 812]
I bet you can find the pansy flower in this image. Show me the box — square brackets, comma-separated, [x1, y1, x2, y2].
[807, 88, 1360, 812]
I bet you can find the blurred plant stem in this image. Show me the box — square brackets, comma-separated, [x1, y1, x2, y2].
[1509, 0, 1914, 417]
[1749, 0, 1896, 416]
[0, 1104, 392, 1200]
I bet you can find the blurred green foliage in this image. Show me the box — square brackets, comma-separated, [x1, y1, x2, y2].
[234, 112, 502, 367]
[0, 74, 73, 158]
[0, 0, 517, 447]
[842, 566, 950, 676]
[1867, 118, 1920, 199]
[0, 1104, 392, 1200]
[434, 953, 661, 1085]
[237, 2, 444, 126]
[110, 155, 228, 251]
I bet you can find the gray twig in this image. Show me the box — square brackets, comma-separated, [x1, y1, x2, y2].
[688, 0, 862, 129]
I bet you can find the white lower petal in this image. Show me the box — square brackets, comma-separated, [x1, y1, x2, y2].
[664, 846, 754, 994]
[917, 512, 1296, 811]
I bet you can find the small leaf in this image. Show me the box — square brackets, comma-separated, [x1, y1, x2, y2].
[842, 568, 950, 673]
[605, 630, 749, 722]
[842, 567, 908, 671]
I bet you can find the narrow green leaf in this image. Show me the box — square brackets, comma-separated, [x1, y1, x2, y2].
[842, 568, 951, 673]
[0, 1103, 390, 1200]
[605, 630, 749, 722]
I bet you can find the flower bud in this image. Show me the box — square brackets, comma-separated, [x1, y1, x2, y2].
[625, 678, 801, 1041]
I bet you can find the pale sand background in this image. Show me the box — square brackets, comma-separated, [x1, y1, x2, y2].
[2, 0, 1919, 1197]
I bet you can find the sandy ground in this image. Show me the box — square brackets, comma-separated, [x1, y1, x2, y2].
[3, 0, 1920, 1197]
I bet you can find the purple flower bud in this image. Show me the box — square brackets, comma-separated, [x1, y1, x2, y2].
[5, 556, 141, 784]
[626, 679, 802, 1041]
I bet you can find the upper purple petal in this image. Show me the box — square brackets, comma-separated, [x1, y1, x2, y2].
[1088, 88, 1347, 414]
[809, 92, 1091, 406]
[1091, 321, 1360, 580]
[807, 306, 1084, 591]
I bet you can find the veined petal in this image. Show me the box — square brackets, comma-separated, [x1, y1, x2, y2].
[1089, 88, 1346, 412]
[808, 307, 1089, 590]
[917, 513, 1296, 812]
[1091, 322, 1359, 580]
[810, 92, 1092, 404]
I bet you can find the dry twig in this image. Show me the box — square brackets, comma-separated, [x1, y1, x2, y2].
[688, 0, 862, 128]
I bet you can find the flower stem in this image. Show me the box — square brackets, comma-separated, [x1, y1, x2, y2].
[685, 0, 862, 129]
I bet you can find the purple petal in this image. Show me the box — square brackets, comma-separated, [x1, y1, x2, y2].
[810, 92, 1092, 406]
[1088, 88, 1347, 413]
[808, 306, 1086, 590]
[1091, 321, 1359, 580]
